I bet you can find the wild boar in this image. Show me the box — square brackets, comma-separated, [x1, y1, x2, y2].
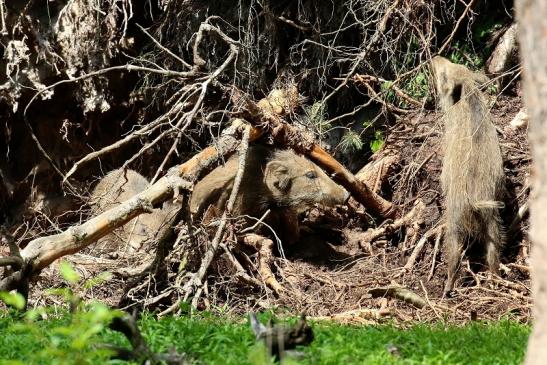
[90, 168, 178, 253]
[189, 146, 350, 245]
[431, 56, 506, 295]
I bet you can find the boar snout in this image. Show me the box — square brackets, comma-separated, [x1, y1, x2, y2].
[312, 167, 349, 207]
[322, 182, 349, 206]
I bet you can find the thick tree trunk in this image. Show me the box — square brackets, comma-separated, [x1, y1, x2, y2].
[516, 1, 547, 364]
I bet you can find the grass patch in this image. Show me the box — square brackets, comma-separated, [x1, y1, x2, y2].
[0, 312, 530, 365]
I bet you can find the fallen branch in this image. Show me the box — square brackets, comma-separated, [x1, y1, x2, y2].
[0, 120, 256, 292]
[220, 243, 262, 286]
[310, 308, 391, 324]
[507, 262, 530, 274]
[368, 285, 427, 309]
[184, 125, 252, 308]
[232, 88, 397, 218]
[240, 233, 284, 294]
[403, 224, 444, 272]
[357, 200, 425, 249]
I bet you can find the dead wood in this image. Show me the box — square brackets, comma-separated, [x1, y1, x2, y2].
[486, 23, 518, 81]
[355, 152, 400, 194]
[240, 233, 284, 294]
[232, 88, 397, 219]
[356, 199, 425, 249]
[404, 224, 444, 272]
[183, 125, 252, 308]
[310, 308, 391, 324]
[0, 120, 254, 292]
[368, 285, 427, 309]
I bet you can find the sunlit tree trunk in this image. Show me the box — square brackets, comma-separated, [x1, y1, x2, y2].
[516, 1, 547, 364]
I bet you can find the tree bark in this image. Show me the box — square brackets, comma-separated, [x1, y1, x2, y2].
[516, 1, 547, 364]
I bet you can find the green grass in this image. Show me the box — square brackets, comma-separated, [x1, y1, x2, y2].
[0, 312, 530, 365]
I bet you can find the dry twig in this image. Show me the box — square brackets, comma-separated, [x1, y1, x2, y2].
[184, 124, 252, 308]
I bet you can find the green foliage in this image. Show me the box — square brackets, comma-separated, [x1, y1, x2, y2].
[60, 261, 81, 284]
[361, 120, 385, 154]
[339, 130, 364, 155]
[447, 16, 504, 71]
[0, 292, 26, 310]
[402, 71, 429, 101]
[247, 343, 275, 365]
[307, 321, 529, 365]
[0, 308, 530, 365]
[304, 102, 331, 138]
[369, 130, 384, 153]
[380, 81, 397, 104]
[448, 40, 484, 69]
[0, 262, 122, 365]
[487, 83, 499, 95]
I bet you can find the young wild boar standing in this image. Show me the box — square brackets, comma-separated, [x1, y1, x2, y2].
[431, 56, 505, 295]
[90, 169, 178, 253]
[190, 146, 350, 245]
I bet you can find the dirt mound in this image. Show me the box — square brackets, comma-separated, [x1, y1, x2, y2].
[33, 94, 530, 324]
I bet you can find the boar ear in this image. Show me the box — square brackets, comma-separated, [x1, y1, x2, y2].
[265, 161, 291, 191]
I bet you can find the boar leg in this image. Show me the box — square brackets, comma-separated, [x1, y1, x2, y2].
[485, 214, 503, 276]
[281, 209, 300, 245]
[444, 225, 463, 296]
[267, 209, 300, 246]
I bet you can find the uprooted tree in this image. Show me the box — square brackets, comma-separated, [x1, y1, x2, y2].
[0, 1, 528, 318]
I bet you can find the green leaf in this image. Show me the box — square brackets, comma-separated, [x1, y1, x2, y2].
[60, 261, 80, 284]
[83, 272, 112, 289]
[370, 131, 385, 153]
[339, 130, 363, 154]
[45, 288, 71, 297]
[247, 342, 274, 365]
[0, 291, 26, 310]
[380, 81, 393, 91]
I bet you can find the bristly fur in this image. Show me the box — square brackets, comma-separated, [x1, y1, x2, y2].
[431, 56, 506, 295]
[189, 145, 349, 245]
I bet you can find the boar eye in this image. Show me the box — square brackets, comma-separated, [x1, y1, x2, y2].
[305, 171, 317, 179]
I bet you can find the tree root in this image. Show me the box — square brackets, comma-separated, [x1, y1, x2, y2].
[182, 125, 252, 308]
[240, 233, 284, 294]
[403, 224, 444, 272]
[357, 199, 425, 250]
